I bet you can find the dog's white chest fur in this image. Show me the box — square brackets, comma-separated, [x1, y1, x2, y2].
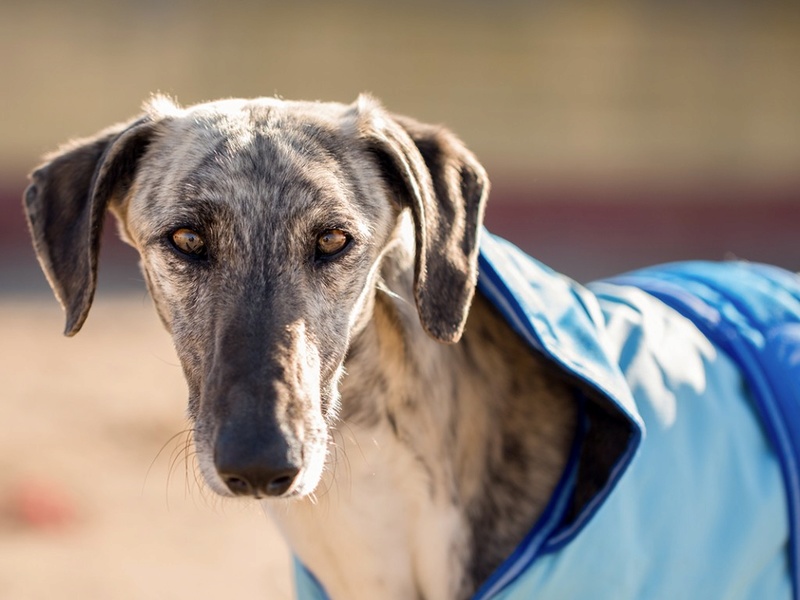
[264, 422, 467, 600]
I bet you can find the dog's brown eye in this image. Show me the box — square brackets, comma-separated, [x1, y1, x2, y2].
[316, 229, 350, 257]
[172, 228, 206, 257]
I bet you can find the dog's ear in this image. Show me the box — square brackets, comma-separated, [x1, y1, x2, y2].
[24, 117, 155, 336]
[352, 95, 489, 343]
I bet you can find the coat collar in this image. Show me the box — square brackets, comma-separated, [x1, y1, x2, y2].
[476, 230, 644, 551]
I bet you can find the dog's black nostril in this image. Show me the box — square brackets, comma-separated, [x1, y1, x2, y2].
[265, 469, 300, 496]
[223, 475, 254, 496]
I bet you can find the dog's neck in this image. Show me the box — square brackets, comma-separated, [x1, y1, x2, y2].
[266, 239, 578, 600]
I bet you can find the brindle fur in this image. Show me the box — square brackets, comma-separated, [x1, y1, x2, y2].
[24, 95, 578, 599]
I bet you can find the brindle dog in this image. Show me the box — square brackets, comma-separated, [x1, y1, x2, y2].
[24, 95, 577, 599]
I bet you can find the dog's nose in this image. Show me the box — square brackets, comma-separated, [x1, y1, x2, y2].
[214, 422, 302, 498]
[219, 465, 301, 498]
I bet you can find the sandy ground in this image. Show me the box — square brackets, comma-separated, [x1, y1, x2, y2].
[0, 293, 293, 600]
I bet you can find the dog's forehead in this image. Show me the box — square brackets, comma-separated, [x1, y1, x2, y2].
[137, 98, 381, 225]
[161, 98, 355, 182]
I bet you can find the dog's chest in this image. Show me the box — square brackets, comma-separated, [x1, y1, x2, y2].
[264, 422, 467, 600]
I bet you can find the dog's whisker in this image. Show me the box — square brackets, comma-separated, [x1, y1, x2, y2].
[182, 429, 196, 501]
[376, 280, 407, 305]
[322, 433, 355, 502]
[316, 443, 342, 502]
[188, 454, 220, 513]
[142, 428, 193, 497]
[166, 436, 188, 480]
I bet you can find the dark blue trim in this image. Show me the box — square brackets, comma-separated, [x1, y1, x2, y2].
[609, 264, 800, 600]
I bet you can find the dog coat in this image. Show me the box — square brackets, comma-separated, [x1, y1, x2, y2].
[295, 230, 800, 600]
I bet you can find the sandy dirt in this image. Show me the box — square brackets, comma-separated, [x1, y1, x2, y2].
[0, 293, 293, 600]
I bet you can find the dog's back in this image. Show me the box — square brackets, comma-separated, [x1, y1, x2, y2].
[480, 243, 799, 598]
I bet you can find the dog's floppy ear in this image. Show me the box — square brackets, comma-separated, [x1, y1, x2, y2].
[24, 116, 155, 336]
[352, 95, 489, 343]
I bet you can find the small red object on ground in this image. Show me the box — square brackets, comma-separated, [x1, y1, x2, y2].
[5, 479, 77, 530]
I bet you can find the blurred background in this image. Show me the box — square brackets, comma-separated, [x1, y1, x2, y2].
[1, 0, 798, 598]
[2, 0, 799, 287]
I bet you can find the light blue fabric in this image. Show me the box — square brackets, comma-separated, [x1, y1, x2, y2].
[294, 230, 800, 599]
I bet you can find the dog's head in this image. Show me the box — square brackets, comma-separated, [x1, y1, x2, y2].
[24, 95, 488, 499]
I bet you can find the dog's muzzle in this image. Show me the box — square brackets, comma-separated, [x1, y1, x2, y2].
[201, 317, 326, 499]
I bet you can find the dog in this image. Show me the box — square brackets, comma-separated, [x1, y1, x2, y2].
[24, 95, 800, 600]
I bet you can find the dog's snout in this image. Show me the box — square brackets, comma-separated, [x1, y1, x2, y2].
[219, 465, 301, 498]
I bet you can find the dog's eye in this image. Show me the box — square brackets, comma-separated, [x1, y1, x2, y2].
[171, 228, 207, 258]
[316, 229, 350, 259]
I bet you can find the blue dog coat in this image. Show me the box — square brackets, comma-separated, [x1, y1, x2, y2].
[295, 230, 800, 599]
